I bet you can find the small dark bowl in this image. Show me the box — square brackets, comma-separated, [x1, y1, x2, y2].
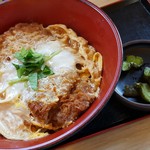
[115, 40, 150, 111]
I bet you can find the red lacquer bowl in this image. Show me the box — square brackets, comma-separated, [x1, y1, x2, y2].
[0, 0, 123, 149]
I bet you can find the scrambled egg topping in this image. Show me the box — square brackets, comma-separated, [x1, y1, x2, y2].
[0, 23, 102, 140]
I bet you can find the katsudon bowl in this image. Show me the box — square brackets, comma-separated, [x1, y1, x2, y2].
[0, 0, 122, 149]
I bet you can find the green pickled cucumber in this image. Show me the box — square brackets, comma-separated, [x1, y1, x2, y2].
[123, 84, 139, 97]
[136, 83, 150, 103]
[122, 61, 131, 71]
[144, 67, 150, 85]
[126, 55, 143, 68]
[122, 55, 143, 71]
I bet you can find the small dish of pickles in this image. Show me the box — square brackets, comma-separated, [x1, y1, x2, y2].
[115, 40, 150, 111]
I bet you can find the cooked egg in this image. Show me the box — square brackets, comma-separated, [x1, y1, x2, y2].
[0, 40, 76, 103]
[0, 23, 102, 140]
[35, 41, 76, 75]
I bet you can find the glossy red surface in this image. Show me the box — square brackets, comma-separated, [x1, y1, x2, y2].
[0, 0, 122, 149]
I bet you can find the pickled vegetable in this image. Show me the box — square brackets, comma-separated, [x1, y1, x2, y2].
[136, 83, 150, 103]
[143, 67, 150, 85]
[123, 84, 139, 97]
[126, 55, 143, 68]
[122, 61, 131, 71]
[122, 54, 150, 103]
[122, 55, 143, 71]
